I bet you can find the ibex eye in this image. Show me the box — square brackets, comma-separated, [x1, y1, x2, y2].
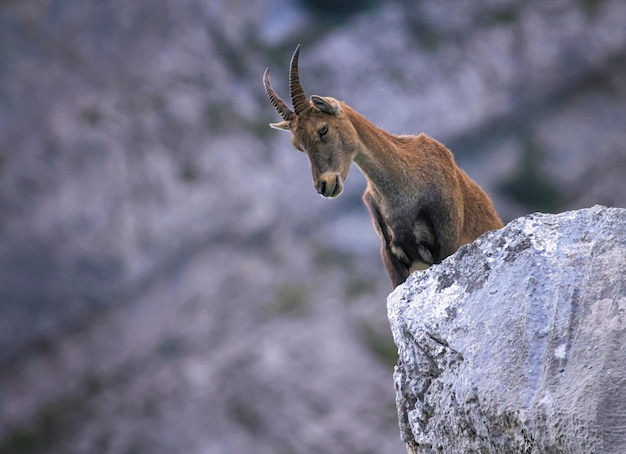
[318, 125, 329, 137]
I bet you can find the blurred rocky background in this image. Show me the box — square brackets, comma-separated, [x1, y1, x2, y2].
[0, 0, 625, 453]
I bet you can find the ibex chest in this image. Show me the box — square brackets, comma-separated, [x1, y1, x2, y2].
[365, 193, 437, 271]
[387, 218, 436, 271]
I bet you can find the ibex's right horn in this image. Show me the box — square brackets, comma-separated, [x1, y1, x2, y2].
[289, 44, 309, 116]
[264, 68, 295, 122]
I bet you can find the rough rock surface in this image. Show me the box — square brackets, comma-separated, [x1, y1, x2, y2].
[389, 205, 626, 453]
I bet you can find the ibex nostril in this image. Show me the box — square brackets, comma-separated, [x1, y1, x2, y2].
[318, 181, 327, 195]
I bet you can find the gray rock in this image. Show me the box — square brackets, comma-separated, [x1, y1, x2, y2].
[388, 205, 626, 453]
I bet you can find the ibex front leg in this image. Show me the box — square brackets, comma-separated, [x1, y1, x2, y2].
[364, 192, 411, 287]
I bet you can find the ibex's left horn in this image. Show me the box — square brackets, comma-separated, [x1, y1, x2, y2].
[289, 44, 309, 116]
[264, 68, 295, 122]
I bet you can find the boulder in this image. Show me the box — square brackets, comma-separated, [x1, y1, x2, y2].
[388, 205, 626, 453]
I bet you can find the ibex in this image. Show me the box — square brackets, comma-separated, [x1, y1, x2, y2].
[264, 45, 503, 287]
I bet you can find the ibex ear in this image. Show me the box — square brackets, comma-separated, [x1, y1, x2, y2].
[269, 121, 291, 131]
[311, 95, 340, 115]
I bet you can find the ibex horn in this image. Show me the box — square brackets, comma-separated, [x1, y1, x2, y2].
[264, 68, 295, 122]
[289, 44, 309, 116]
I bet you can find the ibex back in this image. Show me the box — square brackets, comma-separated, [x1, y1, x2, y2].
[264, 45, 504, 287]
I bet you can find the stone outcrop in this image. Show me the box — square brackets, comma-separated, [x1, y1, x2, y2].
[389, 205, 626, 453]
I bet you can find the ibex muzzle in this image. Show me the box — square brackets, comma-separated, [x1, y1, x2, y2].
[316, 173, 342, 198]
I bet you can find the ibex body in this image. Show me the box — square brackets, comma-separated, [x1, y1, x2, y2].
[264, 46, 503, 287]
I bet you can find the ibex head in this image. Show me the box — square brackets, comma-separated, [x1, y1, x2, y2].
[264, 45, 359, 199]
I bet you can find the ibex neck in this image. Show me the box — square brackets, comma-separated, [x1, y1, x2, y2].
[343, 106, 410, 196]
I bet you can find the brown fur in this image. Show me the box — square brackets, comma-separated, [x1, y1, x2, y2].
[265, 48, 503, 287]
